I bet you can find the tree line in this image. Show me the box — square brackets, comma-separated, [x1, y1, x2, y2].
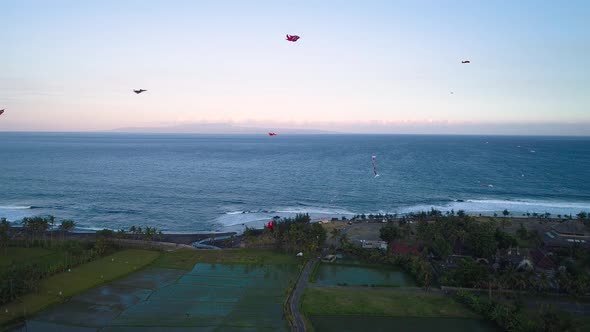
[380, 213, 590, 296]
[0, 238, 118, 306]
[246, 214, 327, 254]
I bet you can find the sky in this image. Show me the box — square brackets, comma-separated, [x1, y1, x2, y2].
[1, 0, 589, 134]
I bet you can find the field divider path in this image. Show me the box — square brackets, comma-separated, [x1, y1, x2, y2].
[288, 258, 318, 332]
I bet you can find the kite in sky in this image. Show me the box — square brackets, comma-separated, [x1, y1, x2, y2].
[372, 155, 379, 177]
[286, 34, 300, 42]
[133, 89, 147, 94]
[268, 132, 277, 136]
[0, 109, 4, 117]
[461, 60, 471, 64]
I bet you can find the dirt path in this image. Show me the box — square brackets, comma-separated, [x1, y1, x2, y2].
[289, 258, 318, 332]
[314, 285, 440, 293]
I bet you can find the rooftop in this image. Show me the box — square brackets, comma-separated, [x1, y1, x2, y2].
[552, 220, 590, 237]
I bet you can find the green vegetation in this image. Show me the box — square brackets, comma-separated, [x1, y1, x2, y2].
[0, 249, 159, 326]
[302, 288, 479, 318]
[0, 219, 10, 253]
[417, 214, 499, 259]
[379, 223, 400, 242]
[246, 213, 327, 254]
[340, 242, 432, 288]
[122, 225, 163, 241]
[152, 248, 298, 270]
[0, 239, 120, 306]
[410, 212, 590, 295]
[441, 258, 489, 288]
[58, 219, 76, 240]
[0, 247, 56, 267]
[455, 290, 584, 332]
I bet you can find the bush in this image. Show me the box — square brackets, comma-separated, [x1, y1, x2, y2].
[455, 291, 537, 332]
[0, 264, 45, 305]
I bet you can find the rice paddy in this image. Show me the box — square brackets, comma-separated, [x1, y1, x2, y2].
[312, 262, 416, 287]
[8, 250, 299, 331]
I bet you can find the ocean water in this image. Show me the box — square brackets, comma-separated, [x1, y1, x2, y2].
[0, 133, 589, 233]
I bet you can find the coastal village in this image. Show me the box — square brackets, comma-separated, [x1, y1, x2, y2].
[2, 210, 589, 331]
[323, 211, 589, 288]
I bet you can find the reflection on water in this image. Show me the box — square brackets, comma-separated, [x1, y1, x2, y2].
[310, 315, 499, 332]
[315, 263, 417, 287]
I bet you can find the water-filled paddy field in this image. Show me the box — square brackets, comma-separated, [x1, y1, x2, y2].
[12, 263, 298, 331]
[309, 315, 498, 332]
[313, 262, 416, 287]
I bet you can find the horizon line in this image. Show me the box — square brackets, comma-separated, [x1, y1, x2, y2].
[2, 130, 590, 138]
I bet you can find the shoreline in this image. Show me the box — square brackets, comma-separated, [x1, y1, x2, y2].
[5, 213, 584, 246]
[5, 228, 238, 246]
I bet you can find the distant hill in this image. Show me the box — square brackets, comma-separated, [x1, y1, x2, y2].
[112, 123, 338, 135]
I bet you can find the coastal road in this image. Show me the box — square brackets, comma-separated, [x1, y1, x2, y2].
[289, 258, 318, 332]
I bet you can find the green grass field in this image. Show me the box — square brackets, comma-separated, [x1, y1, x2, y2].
[302, 287, 479, 318]
[152, 248, 299, 270]
[0, 249, 160, 326]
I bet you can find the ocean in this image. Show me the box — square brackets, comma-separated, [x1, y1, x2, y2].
[1, 133, 589, 233]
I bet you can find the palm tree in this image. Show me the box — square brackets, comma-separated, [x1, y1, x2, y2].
[0, 218, 10, 254]
[129, 226, 137, 240]
[537, 272, 551, 293]
[59, 220, 76, 241]
[22, 217, 50, 245]
[555, 270, 572, 294]
[455, 229, 467, 254]
[48, 215, 56, 246]
[501, 266, 519, 290]
[40, 217, 50, 243]
[116, 228, 127, 239]
[144, 227, 157, 241]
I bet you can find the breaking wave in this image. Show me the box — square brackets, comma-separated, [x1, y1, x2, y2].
[396, 199, 590, 216]
[217, 207, 356, 231]
[0, 205, 32, 210]
[218, 199, 590, 231]
[0, 205, 35, 221]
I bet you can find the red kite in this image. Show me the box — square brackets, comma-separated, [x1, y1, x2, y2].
[0, 109, 4, 116]
[286, 34, 300, 42]
[268, 132, 277, 136]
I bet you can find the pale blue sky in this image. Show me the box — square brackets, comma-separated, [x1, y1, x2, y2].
[1, 0, 589, 134]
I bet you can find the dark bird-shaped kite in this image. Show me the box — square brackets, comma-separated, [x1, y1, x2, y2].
[286, 34, 300, 42]
[461, 60, 471, 64]
[133, 89, 147, 94]
[0, 109, 4, 116]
